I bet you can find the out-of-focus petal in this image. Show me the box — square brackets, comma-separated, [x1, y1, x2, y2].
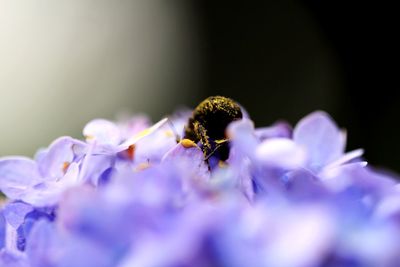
[374, 193, 400, 222]
[118, 115, 152, 141]
[0, 212, 5, 249]
[339, 224, 400, 267]
[256, 138, 306, 169]
[285, 170, 329, 201]
[163, 141, 210, 184]
[0, 250, 29, 267]
[264, 205, 335, 267]
[83, 119, 121, 146]
[0, 157, 42, 200]
[2, 202, 33, 229]
[293, 111, 345, 171]
[26, 219, 60, 267]
[227, 119, 258, 160]
[321, 165, 396, 200]
[255, 121, 292, 140]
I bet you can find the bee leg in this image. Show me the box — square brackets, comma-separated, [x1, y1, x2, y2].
[194, 122, 212, 157]
[204, 143, 223, 161]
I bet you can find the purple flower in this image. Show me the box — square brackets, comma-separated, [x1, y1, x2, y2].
[1, 106, 400, 267]
[0, 137, 86, 207]
[0, 250, 28, 267]
[293, 111, 365, 174]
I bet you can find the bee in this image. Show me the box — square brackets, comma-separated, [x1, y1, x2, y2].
[119, 96, 242, 164]
[183, 96, 243, 161]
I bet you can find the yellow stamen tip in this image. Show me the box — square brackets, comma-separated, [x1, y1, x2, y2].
[136, 162, 150, 171]
[62, 162, 70, 173]
[180, 139, 197, 148]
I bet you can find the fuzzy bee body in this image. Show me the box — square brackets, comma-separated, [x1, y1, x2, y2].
[184, 96, 243, 161]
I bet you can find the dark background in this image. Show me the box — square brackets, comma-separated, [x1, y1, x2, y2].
[190, 1, 399, 172]
[0, 1, 397, 173]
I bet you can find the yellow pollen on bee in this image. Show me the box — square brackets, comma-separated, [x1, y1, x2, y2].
[215, 139, 228, 145]
[180, 139, 197, 148]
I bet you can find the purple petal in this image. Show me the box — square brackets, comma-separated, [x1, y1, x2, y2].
[130, 120, 177, 164]
[118, 115, 152, 141]
[25, 219, 60, 267]
[0, 250, 29, 267]
[2, 202, 33, 229]
[162, 140, 201, 160]
[80, 155, 114, 186]
[293, 111, 346, 171]
[0, 212, 5, 249]
[264, 206, 335, 267]
[162, 141, 210, 182]
[21, 162, 80, 207]
[27, 215, 120, 267]
[37, 136, 85, 181]
[374, 193, 400, 222]
[33, 148, 47, 163]
[321, 165, 396, 200]
[57, 186, 132, 245]
[227, 119, 258, 159]
[255, 121, 292, 140]
[285, 169, 330, 201]
[15, 208, 55, 251]
[0, 157, 42, 200]
[53, 236, 118, 267]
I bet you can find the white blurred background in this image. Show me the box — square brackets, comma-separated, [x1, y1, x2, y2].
[0, 0, 200, 156]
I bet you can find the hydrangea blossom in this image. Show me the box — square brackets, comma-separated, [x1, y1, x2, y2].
[1, 106, 400, 267]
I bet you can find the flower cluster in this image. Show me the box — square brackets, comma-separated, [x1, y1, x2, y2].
[1, 108, 400, 267]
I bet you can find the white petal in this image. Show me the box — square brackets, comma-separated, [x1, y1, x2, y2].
[256, 138, 306, 169]
[83, 119, 121, 146]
